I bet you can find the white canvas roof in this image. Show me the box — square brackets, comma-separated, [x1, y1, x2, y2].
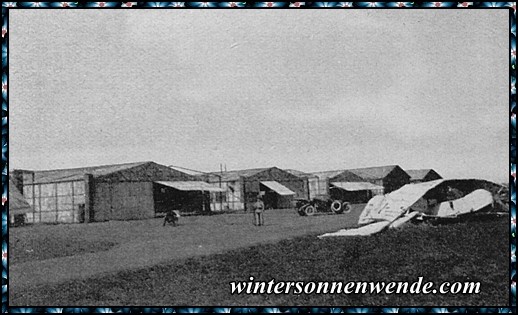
[260, 181, 296, 196]
[155, 181, 226, 192]
[331, 182, 383, 191]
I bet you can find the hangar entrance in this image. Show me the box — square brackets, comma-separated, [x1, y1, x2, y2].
[153, 181, 225, 215]
[329, 182, 384, 204]
[259, 181, 296, 209]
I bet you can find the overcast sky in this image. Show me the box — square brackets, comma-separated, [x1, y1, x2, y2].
[9, 9, 509, 182]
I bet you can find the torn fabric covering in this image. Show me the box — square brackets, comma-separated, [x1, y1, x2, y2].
[319, 179, 499, 238]
[434, 189, 494, 217]
[319, 211, 421, 238]
[358, 179, 501, 225]
[358, 179, 445, 225]
[389, 211, 420, 228]
[319, 221, 390, 238]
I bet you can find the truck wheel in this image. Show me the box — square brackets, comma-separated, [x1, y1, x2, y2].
[304, 205, 316, 216]
[342, 202, 352, 213]
[331, 200, 343, 213]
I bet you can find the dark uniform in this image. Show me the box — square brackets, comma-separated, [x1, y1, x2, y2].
[253, 198, 265, 226]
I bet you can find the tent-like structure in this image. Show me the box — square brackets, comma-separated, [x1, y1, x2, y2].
[406, 169, 443, 183]
[347, 165, 411, 194]
[310, 169, 366, 197]
[330, 182, 384, 191]
[284, 169, 320, 199]
[12, 161, 197, 223]
[201, 167, 308, 211]
[8, 180, 32, 224]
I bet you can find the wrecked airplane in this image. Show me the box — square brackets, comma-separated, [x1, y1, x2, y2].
[318, 179, 506, 238]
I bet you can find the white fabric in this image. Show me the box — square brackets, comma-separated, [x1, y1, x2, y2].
[260, 181, 295, 196]
[358, 180, 445, 225]
[318, 221, 391, 238]
[435, 189, 493, 217]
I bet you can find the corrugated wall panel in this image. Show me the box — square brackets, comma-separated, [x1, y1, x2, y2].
[57, 195, 73, 210]
[57, 211, 74, 223]
[25, 213, 35, 224]
[74, 194, 85, 205]
[93, 182, 111, 222]
[23, 186, 32, 198]
[20, 180, 85, 224]
[73, 181, 85, 195]
[57, 182, 73, 196]
[308, 178, 319, 199]
[40, 197, 56, 211]
[316, 178, 329, 197]
[95, 181, 154, 221]
[39, 212, 58, 223]
[222, 180, 244, 210]
[40, 184, 56, 198]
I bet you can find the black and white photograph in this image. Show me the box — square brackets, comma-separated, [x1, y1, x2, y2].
[4, 3, 512, 310]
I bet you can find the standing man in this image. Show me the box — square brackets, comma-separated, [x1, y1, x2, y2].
[253, 194, 265, 226]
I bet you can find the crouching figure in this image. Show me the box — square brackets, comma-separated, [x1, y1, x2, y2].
[163, 210, 180, 227]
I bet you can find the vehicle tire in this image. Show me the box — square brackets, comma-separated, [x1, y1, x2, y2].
[304, 205, 316, 216]
[331, 200, 343, 213]
[298, 205, 307, 216]
[342, 202, 352, 213]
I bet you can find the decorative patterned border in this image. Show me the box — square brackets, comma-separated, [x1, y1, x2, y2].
[0, 2, 515, 313]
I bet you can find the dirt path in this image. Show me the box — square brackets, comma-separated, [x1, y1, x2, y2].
[9, 208, 363, 293]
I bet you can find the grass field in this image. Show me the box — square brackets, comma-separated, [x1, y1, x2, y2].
[9, 209, 509, 306]
[10, 206, 366, 266]
[9, 206, 366, 296]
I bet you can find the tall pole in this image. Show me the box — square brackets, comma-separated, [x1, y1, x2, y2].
[219, 164, 223, 211]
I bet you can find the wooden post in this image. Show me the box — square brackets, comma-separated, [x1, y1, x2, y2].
[219, 176, 223, 211]
[55, 183, 59, 223]
[71, 181, 75, 223]
[38, 184, 41, 223]
[242, 178, 246, 212]
[31, 172, 37, 223]
[84, 174, 94, 223]
[306, 178, 310, 200]
[201, 190, 205, 213]
[231, 184, 235, 210]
